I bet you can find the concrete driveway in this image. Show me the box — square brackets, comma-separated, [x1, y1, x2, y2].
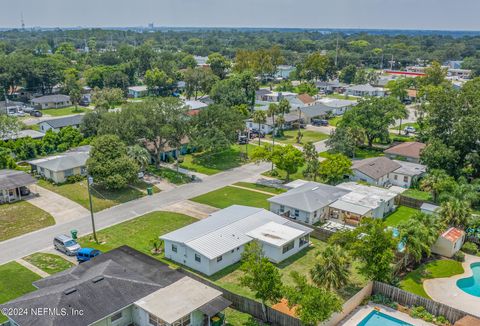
[28, 185, 90, 225]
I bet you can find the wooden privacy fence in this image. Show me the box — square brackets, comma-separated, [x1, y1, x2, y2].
[396, 194, 430, 209]
[372, 281, 472, 324]
[180, 268, 302, 326]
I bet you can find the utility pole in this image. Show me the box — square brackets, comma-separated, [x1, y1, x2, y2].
[20, 12, 25, 30]
[334, 36, 339, 67]
[87, 176, 98, 243]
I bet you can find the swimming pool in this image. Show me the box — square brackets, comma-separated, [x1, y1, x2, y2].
[357, 310, 412, 326]
[457, 262, 480, 297]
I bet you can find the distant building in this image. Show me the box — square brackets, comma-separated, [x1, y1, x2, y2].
[0, 100, 25, 115]
[31, 94, 71, 109]
[345, 84, 385, 97]
[318, 98, 356, 115]
[127, 86, 148, 98]
[275, 65, 295, 79]
[38, 115, 84, 133]
[185, 100, 208, 116]
[245, 111, 302, 134]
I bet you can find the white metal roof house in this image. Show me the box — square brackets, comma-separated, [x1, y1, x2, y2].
[318, 98, 357, 115]
[161, 205, 312, 276]
[127, 85, 148, 98]
[345, 84, 385, 97]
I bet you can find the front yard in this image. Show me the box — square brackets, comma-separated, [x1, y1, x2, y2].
[384, 206, 419, 227]
[0, 262, 42, 322]
[266, 130, 329, 145]
[233, 182, 287, 195]
[191, 186, 272, 209]
[180, 145, 252, 175]
[41, 106, 89, 116]
[23, 253, 75, 275]
[400, 259, 464, 298]
[38, 179, 148, 212]
[147, 166, 192, 185]
[0, 201, 55, 241]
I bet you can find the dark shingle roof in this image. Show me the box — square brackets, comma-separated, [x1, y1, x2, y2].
[0, 169, 36, 190]
[0, 246, 186, 326]
[40, 115, 84, 129]
[352, 157, 401, 180]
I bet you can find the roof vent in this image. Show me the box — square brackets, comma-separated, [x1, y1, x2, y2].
[92, 276, 104, 283]
[63, 288, 77, 295]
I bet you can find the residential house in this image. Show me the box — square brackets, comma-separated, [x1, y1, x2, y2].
[345, 84, 385, 97]
[2, 129, 45, 141]
[275, 65, 295, 79]
[431, 227, 465, 258]
[0, 246, 231, 326]
[144, 137, 190, 161]
[245, 111, 302, 134]
[261, 91, 297, 102]
[300, 103, 333, 123]
[29, 146, 90, 184]
[269, 181, 399, 226]
[31, 94, 71, 109]
[351, 157, 426, 188]
[255, 88, 272, 101]
[185, 99, 208, 116]
[318, 98, 356, 115]
[0, 169, 36, 204]
[0, 100, 25, 115]
[194, 55, 209, 67]
[127, 85, 148, 98]
[384, 141, 426, 163]
[315, 80, 347, 93]
[161, 205, 312, 276]
[38, 115, 84, 133]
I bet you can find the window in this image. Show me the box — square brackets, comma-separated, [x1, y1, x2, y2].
[403, 176, 408, 183]
[111, 312, 122, 322]
[217, 256, 223, 262]
[172, 244, 177, 253]
[195, 253, 201, 262]
[282, 241, 294, 254]
[294, 209, 300, 217]
[64, 169, 74, 177]
[299, 235, 310, 247]
[313, 210, 317, 218]
[172, 315, 191, 326]
[394, 174, 398, 180]
[149, 313, 167, 326]
[280, 205, 285, 213]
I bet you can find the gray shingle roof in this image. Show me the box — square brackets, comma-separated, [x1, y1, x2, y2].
[352, 157, 401, 180]
[300, 103, 332, 118]
[0, 246, 188, 326]
[31, 94, 70, 104]
[0, 169, 36, 190]
[268, 182, 350, 212]
[40, 115, 84, 129]
[29, 151, 89, 172]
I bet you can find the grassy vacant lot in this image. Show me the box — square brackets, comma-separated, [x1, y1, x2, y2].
[0, 201, 55, 241]
[400, 259, 464, 298]
[191, 186, 272, 209]
[233, 182, 286, 195]
[38, 179, 145, 212]
[0, 262, 42, 322]
[403, 189, 432, 201]
[147, 166, 192, 185]
[78, 211, 197, 258]
[384, 206, 419, 227]
[42, 106, 88, 116]
[266, 130, 329, 145]
[23, 253, 74, 275]
[180, 145, 252, 175]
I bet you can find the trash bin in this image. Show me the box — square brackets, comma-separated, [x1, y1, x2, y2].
[71, 229, 78, 240]
[147, 187, 153, 196]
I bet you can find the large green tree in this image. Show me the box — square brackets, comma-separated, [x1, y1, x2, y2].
[318, 153, 352, 185]
[310, 244, 350, 290]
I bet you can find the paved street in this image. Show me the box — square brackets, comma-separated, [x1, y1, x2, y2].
[0, 162, 270, 265]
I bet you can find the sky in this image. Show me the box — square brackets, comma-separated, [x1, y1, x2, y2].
[1, 0, 480, 31]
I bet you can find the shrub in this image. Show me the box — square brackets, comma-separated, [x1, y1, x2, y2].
[435, 315, 450, 326]
[370, 294, 398, 310]
[66, 174, 85, 184]
[453, 251, 465, 262]
[462, 242, 479, 255]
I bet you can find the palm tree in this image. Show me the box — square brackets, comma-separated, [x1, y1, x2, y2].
[440, 177, 480, 207]
[398, 217, 436, 269]
[127, 145, 151, 172]
[310, 244, 350, 290]
[252, 110, 267, 146]
[277, 98, 291, 136]
[420, 169, 455, 203]
[267, 103, 280, 172]
[439, 199, 472, 228]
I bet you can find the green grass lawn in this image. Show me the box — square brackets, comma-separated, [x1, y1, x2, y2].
[0, 201, 55, 242]
[0, 262, 42, 322]
[325, 93, 357, 100]
[266, 130, 329, 146]
[225, 308, 262, 326]
[400, 259, 464, 298]
[354, 147, 385, 159]
[38, 179, 145, 212]
[147, 166, 192, 185]
[23, 253, 74, 275]
[328, 116, 343, 126]
[191, 186, 272, 209]
[42, 106, 89, 116]
[262, 165, 308, 183]
[180, 145, 252, 175]
[384, 206, 419, 227]
[233, 182, 286, 194]
[78, 211, 197, 258]
[403, 189, 433, 201]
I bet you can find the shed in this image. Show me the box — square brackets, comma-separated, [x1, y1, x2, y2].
[420, 203, 440, 215]
[431, 227, 465, 258]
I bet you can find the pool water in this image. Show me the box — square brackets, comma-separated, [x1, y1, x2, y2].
[357, 310, 412, 326]
[457, 262, 480, 297]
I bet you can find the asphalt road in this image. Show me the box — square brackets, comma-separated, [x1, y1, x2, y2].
[0, 162, 270, 265]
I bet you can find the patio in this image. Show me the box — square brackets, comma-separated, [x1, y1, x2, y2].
[423, 254, 480, 317]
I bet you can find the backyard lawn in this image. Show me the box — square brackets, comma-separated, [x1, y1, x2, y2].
[384, 206, 419, 227]
[403, 189, 433, 201]
[38, 179, 146, 212]
[23, 253, 74, 275]
[225, 308, 262, 326]
[0, 262, 42, 322]
[191, 186, 272, 209]
[233, 182, 286, 195]
[78, 211, 197, 258]
[0, 201, 55, 241]
[400, 259, 464, 298]
[42, 106, 89, 116]
[180, 145, 252, 175]
[266, 130, 329, 145]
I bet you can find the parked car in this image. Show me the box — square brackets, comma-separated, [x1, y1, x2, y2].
[404, 126, 416, 134]
[76, 248, 101, 263]
[30, 110, 43, 117]
[53, 234, 81, 256]
[249, 129, 265, 139]
[79, 99, 90, 107]
[312, 119, 329, 126]
[238, 135, 249, 145]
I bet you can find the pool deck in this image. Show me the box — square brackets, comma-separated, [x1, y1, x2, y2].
[424, 254, 480, 317]
[338, 304, 434, 325]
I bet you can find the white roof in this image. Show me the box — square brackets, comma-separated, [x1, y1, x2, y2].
[246, 222, 304, 247]
[329, 199, 372, 216]
[128, 85, 148, 92]
[135, 277, 222, 324]
[318, 98, 357, 108]
[394, 160, 427, 176]
[336, 182, 398, 210]
[185, 100, 208, 110]
[161, 205, 312, 259]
